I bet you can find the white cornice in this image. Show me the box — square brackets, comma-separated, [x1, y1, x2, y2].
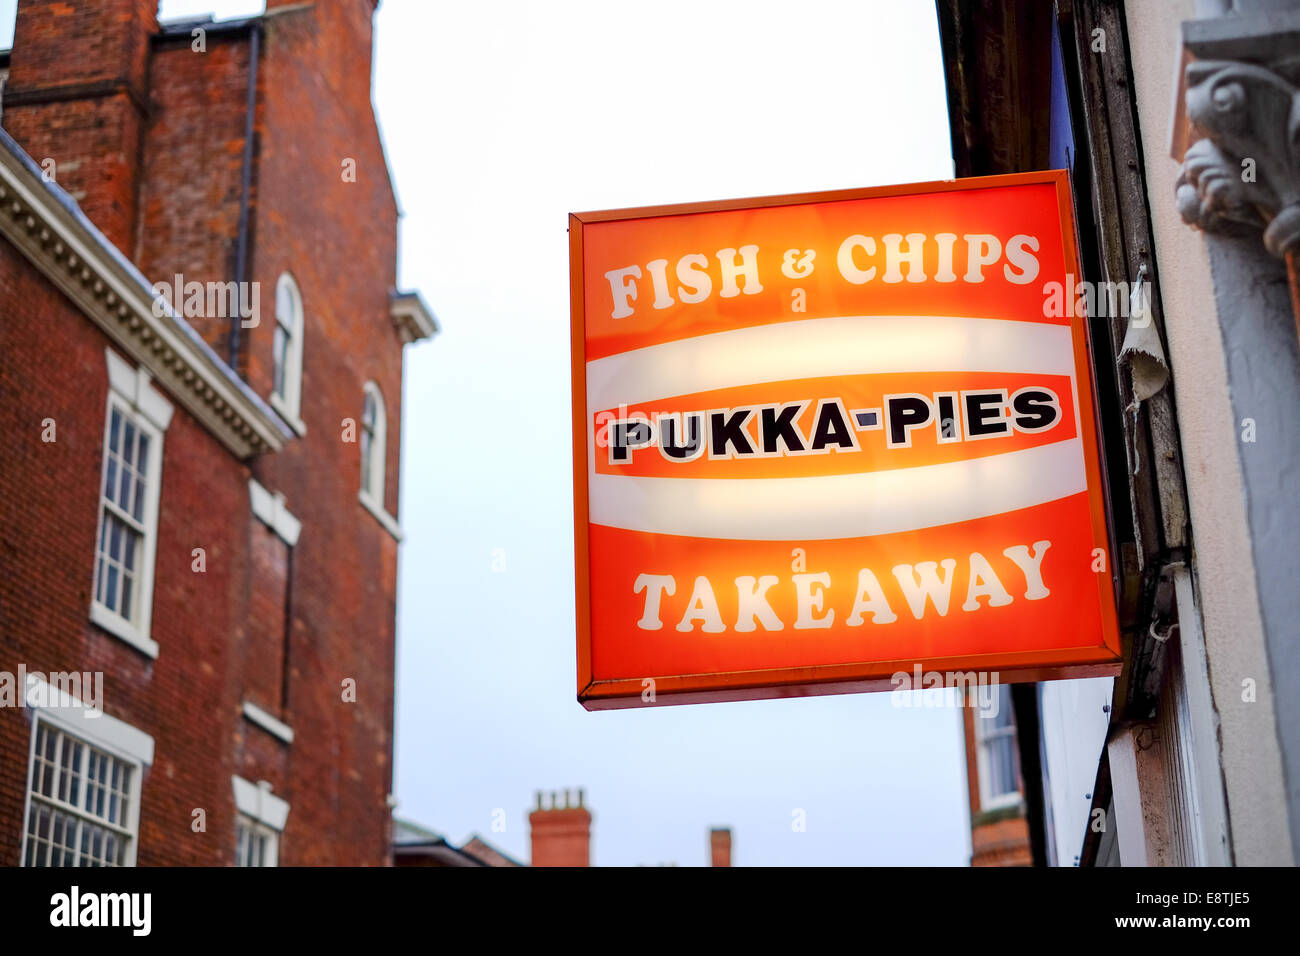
[0, 131, 292, 459]
[390, 289, 439, 344]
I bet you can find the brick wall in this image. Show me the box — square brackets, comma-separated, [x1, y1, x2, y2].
[0, 0, 406, 867]
[136, 31, 254, 357]
[240, 5, 402, 866]
[240, 522, 288, 721]
[3, 0, 159, 252]
[0, 238, 250, 865]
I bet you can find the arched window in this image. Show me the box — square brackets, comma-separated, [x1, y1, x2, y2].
[271, 273, 305, 430]
[360, 382, 386, 508]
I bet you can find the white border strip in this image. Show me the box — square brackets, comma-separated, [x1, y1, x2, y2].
[590, 438, 1087, 540]
[587, 314, 1076, 410]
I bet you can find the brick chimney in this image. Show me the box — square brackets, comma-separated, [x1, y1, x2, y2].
[529, 788, 592, 867]
[2, 0, 160, 252]
[709, 828, 732, 867]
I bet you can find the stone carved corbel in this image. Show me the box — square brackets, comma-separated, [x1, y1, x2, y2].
[1176, 59, 1300, 257]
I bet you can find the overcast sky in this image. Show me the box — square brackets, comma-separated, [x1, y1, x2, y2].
[3, 0, 967, 865]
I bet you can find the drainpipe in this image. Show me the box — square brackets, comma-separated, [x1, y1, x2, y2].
[229, 23, 261, 372]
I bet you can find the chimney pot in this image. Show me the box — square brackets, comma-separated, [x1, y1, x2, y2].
[709, 828, 732, 868]
[529, 787, 593, 867]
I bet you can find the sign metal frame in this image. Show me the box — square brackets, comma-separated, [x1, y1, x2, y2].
[570, 171, 1123, 710]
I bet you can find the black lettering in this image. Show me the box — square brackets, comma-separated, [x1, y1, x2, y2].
[810, 400, 856, 451]
[610, 419, 654, 463]
[710, 409, 755, 457]
[658, 412, 706, 460]
[1011, 389, 1059, 431]
[937, 394, 957, 440]
[965, 392, 1009, 437]
[886, 395, 932, 446]
[760, 404, 807, 454]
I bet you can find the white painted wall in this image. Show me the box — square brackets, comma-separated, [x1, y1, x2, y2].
[1124, 0, 1293, 864]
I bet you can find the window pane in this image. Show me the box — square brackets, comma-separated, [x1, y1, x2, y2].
[117, 456, 134, 512]
[104, 455, 118, 502]
[58, 739, 82, 805]
[276, 280, 296, 329]
[115, 765, 131, 827]
[136, 431, 150, 476]
[26, 727, 133, 868]
[273, 328, 288, 397]
[122, 531, 138, 574]
[24, 806, 45, 866]
[96, 512, 144, 621]
[132, 469, 146, 522]
[89, 760, 106, 819]
[51, 812, 75, 866]
[105, 564, 119, 614]
[120, 569, 133, 621]
[122, 420, 136, 468]
[36, 725, 57, 798]
[992, 684, 1015, 730]
[236, 817, 277, 867]
[986, 733, 1019, 799]
[360, 432, 371, 493]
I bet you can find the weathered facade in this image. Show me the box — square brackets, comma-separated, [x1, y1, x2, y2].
[942, 0, 1298, 865]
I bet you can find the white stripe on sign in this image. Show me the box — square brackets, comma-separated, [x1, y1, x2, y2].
[588, 437, 1087, 540]
[586, 314, 1076, 411]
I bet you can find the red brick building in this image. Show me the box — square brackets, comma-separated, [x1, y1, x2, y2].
[0, 0, 434, 866]
[961, 685, 1031, 867]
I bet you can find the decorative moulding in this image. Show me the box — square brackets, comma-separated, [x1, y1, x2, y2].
[1172, 10, 1300, 259]
[0, 128, 292, 458]
[390, 289, 439, 344]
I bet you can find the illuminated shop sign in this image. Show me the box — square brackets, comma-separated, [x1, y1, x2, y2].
[569, 172, 1121, 709]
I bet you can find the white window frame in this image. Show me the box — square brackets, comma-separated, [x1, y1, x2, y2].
[357, 381, 402, 540]
[232, 775, 288, 867]
[236, 814, 280, 867]
[359, 381, 387, 510]
[19, 674, 153, 868]
[975, 684, 1022, 811]
[270, 272, 306, 435]
[90, 349, 172, 658]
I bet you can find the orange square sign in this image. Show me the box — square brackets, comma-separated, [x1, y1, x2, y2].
[570, 172, 1122, 709]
